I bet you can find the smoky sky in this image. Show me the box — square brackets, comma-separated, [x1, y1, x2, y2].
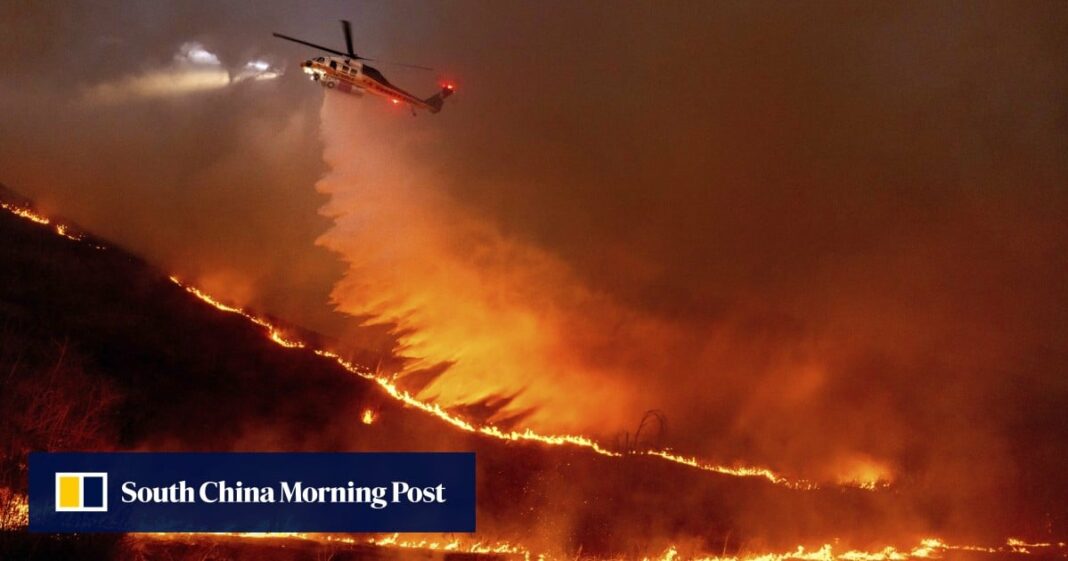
[2, 0, 1068, 514]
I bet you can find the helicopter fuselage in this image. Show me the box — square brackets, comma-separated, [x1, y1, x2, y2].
[274, 20, 453, 114]
[301, 56, 447, 112]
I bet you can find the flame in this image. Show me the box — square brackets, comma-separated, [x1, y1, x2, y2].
[4, 490, 1058, 557]
[169, 260, 843, 489]
[126, 532, 1066, 561]
[368, 533, 536, 558]
[642, 538, 1066, 561]
[132, 531, 542, 560]
[166, 274, 827, 488]
[0, 199, 866, 491]
[0, 489, 28, 530]
[1005, 538, 1068, 553]
[644, 450, 815, 489]
[0, 202, 84, 242]
[313, 102, 888, 491]
[832, 454, 894, 489]
[170, 280, 305, 349]
[361, 408, 377, 424]
[166, 277, 917, 490]
[3, 142, 1064, 561]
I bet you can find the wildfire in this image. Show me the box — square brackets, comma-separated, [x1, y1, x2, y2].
[170, 280, 305, 349]
[0, 202, 84, 242]
[132, 531, 543, 560]
[3, 141, 1064, 561]
[368, 533, 537, 558]
[644, 538, 1068, 561]
[0, 198, 871, 491]
[126, 532, 1067, 561]
[832, 455, 894, 489]
[1006, 538, 1068, 554]
[168, 279, 837, 489]
[644, 450, 815, 489]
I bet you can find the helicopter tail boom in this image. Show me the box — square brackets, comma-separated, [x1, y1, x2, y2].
[423, 85, 455, 113]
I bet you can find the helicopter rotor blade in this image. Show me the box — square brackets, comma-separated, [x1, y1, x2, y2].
[274, 25, 431, 70]
[360, 58, 434, 71]
[272, 32, 349, 58]
[341, 20, 357, 58]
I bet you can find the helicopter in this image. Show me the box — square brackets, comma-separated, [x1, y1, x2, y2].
[273, 20, 454, 114]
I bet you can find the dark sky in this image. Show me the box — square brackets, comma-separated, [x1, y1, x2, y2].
[2, 0, 1067, 511]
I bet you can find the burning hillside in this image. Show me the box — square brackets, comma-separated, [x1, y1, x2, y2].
[1, 188, 1066, 560]
[2, 3, 1066, 559]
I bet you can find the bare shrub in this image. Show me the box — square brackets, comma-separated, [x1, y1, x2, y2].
[0, 330, 119, 528]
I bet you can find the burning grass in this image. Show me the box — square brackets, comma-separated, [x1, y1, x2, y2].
[1, 193, 1064, 559]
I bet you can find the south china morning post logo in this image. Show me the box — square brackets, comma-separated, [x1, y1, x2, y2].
[119, 479, 444, 509]
[54, 472, 108, 512]
[29, 452, 475, 532]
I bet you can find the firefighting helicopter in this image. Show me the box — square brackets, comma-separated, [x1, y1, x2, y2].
[273, 20, 454, 114]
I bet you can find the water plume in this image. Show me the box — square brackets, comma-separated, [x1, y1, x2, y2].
[315, 93, 646, 434]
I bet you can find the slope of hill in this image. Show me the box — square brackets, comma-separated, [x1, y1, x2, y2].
[1, 185, 1060, 561]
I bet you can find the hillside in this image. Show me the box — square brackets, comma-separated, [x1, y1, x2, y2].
[0, 186, 1059, 561]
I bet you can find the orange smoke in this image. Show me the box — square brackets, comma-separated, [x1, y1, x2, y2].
[170, 272, 818, 489]
[311, 95, 905, 488]
[312, 93, 913, 490]
[315, 95, 649, 435]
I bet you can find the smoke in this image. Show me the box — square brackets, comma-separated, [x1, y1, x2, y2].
[2, 0, 1067, 529]
[314, 2, 1068, 513]
[0, 2, 349, 335]
[316, 95, 648, 433]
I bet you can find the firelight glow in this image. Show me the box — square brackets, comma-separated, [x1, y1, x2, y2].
[0, 199, 838, 490]
[3, 187, 1062, 561]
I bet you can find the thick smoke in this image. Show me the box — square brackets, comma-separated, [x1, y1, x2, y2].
[3, 0, 1068, 525]
[0, 2, 346, 335]
[314, 2, 1068, 508]
[317, 95, 652, 433]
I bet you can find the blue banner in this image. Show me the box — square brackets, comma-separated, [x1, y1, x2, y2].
[29, 452, 475, 532]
